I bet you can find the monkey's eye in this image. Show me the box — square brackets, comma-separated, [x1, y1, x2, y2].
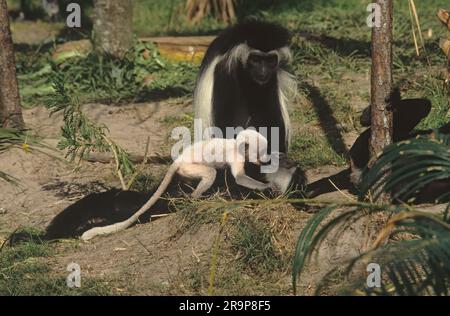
[266, 55, 278, 67]
[248, 55, 262, 65]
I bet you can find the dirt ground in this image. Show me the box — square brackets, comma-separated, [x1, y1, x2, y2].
[1, 20, 437, 294]
[0, 96, 376, 295]
[2, 98, 446, 295]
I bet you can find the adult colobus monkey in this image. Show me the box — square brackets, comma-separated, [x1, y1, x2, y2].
[193, 20, 296, 153]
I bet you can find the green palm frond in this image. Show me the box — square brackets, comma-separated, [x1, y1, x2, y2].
[292, 202, 388, 294]
[334, 211, 450, 296]
[293, 132, 450, 295]
[361, 131, 450, 203]
[292, 203, 450, 295]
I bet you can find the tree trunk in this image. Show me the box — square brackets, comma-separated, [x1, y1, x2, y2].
[92, 0, 133, 59]
[370, 0, 394, 201]
[186, 0, 235, 25]
[370, 0, 394, 161]
[0, 0, 24, 129]
[437, 9, 450, 107]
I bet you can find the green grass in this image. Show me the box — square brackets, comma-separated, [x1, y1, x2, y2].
[13, 0, 449, 166]
[16, 41, 197, 107]
[0, 228, 112, 296]
[290, 129, 348, 169]
[231, 216, 286, 274]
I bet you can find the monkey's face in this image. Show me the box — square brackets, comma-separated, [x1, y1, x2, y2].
[246, 52, 278, 85]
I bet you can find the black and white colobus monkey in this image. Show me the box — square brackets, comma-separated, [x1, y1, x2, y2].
[194, 21, 296, 154]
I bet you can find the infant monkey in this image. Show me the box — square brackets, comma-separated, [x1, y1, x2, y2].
[81, 129, 272, 241]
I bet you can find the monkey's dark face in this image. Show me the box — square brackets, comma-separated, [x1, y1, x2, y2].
[246, 52, 279, 85]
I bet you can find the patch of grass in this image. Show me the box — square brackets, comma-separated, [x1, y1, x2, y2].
[231, 216, 285, 274]
[414, 78, 450, 129]
[16, 41, 198, 107]
[290, 128, 347, 169]
[13, 0, 450, 170]
[213, 267, 288, 296]
[0, 228, 112, 296]
[128, 172, 161, 193]
[176, 198, 226, 234]
[159, 113, 194, 132]
[158, 255, 289, 295]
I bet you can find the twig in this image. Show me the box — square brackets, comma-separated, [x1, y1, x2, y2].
[150, 213, 170, 220]
[102, 135, 126, 190]
[126, 136, 151, 190]
[84, 152, 171, 165]
[135, 237, 151, 255]
[409, 0, 431, 66]
[408, 0, 420, 56]
[327, 179, 356, 202]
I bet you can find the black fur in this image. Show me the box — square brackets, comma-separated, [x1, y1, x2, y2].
[308, 91, 449, 201]
[348, 90, 449, 202]
[351, 90, 432, 170]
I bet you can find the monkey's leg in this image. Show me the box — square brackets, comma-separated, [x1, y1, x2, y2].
[231, 162, 270, 191]
[179, 164, 217, 198]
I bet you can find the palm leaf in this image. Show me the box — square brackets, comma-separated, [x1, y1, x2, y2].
[293, 204, 450, 295]
[339, 212, 450, 296]
[293, 132, 450, 295]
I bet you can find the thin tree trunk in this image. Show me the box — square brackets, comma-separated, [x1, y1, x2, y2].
[92, 0, 133, 59]
[0, 0, 24, 129]
[370, 0, 394, 201]
[186, 0, 235, 25]
[437, 9, 450, 107]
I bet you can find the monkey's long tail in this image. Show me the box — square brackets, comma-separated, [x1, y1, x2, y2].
[81, 162, 180, 241]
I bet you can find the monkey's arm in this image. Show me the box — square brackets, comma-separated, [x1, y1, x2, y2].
[231, 162, 270, 190]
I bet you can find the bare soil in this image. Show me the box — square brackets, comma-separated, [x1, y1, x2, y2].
[0, 99, 374, 295]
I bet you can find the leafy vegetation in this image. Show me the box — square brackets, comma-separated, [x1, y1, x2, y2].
[44, 76, 135, 189]
[231, 216, 285, 274]
[4, 0, 450, 296]
[16, 41, 197, 107]
[0, 228, 112, 296]
[293, 132, 450, 295]
[362, 131, 450, 203]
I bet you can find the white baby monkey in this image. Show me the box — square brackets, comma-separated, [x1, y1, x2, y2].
[81, 129, 271, 241]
